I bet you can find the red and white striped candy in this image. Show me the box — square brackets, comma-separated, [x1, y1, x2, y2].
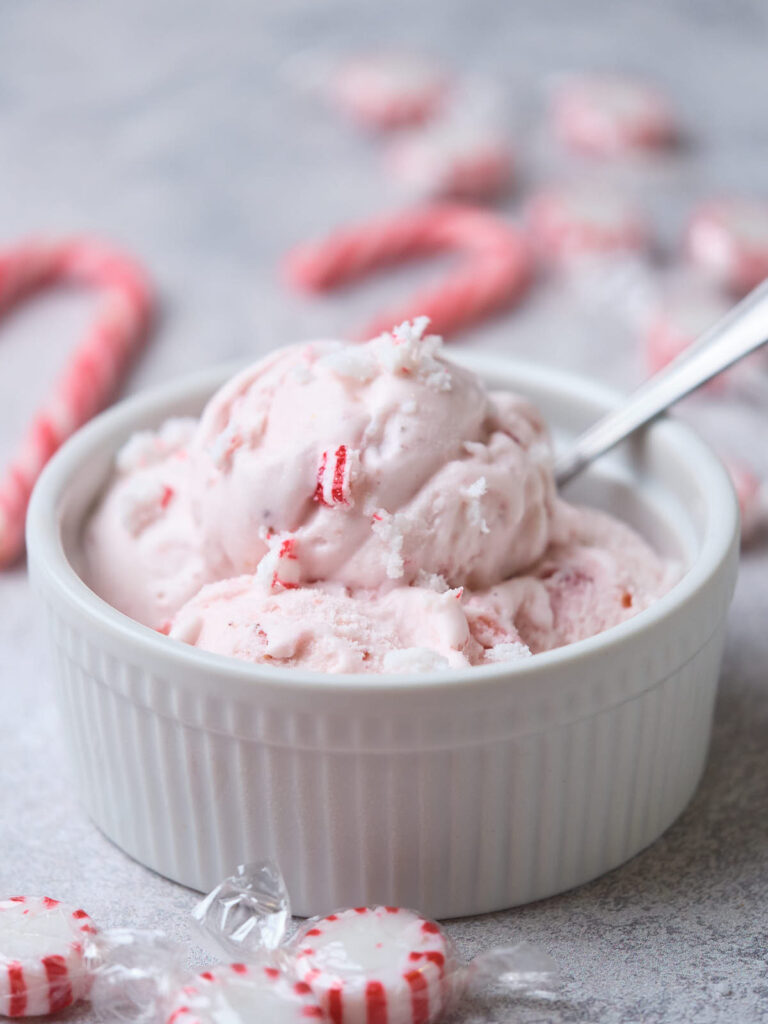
[552, 74, 676, 157]
[284, 204, 531, 339]
[725, 460, 767, 545]
[292, 906, 456, 1024]
[642, 281, 768, 394]
[527, 186, 649, 269]
[386, 124, 513, 202]
[686, 198, 768, 296]
[314, 445, 359, 508]
[165, 962, 324, 1024]
[254, 533, 302, 594]
[0, 896, 97, 1017]
[0, 238, 152, 567]
[644, 288, 732, 378]
[330, 54, 447, 131]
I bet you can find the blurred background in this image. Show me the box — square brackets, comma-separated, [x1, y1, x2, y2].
[1, 0, 767, 379]
[2, 3, 768, 1022]
[3, 0, 768, 469]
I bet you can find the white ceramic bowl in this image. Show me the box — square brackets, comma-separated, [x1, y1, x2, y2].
[27, 352, 739, 918]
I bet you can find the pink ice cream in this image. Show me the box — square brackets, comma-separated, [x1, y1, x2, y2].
[189, 318, 555, 589]
[168, 575, 522, 674]
[83, 417, 213, 631]
[84, 319, 674, 672]
[465, 504, 673, 655]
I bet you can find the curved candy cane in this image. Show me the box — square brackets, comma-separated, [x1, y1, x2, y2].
[283, 204, 532, 339]
[0, 238, 153, 567]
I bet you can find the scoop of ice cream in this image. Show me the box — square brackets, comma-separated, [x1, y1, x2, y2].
[465, 504, 675, 654]
[169, 573, 530, 673]
[84, 318, 675, 672]
[83, 418, 213, 630]
[190, 318, 556, 590]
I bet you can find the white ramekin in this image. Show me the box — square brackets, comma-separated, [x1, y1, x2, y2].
[26, 352, 739, 919]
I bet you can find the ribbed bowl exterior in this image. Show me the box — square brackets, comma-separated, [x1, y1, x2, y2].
[41, 595, 729, 918]
[27, 354, 740, 918]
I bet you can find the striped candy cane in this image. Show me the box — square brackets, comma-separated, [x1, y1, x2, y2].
[283, 204, 531, 340]
[0, 896, 97, 1017]
[0, 238, 153, 567]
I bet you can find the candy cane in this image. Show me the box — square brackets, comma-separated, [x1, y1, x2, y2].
[283, 204, 532, 339]
[0, 896, 97, 1017]
[0, 238, 153, 567]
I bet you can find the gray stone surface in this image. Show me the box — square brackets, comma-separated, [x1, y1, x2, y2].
[1, 2, 767, 1022]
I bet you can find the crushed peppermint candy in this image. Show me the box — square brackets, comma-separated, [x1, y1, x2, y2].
[115, 417, 196, 473]
[119, 479, 176, 536]
[484, 641, 532, 663]
[462, 476, 490, 534]
[317, 318, 453, 392]
[376, 318, 453, 389]
[210, 418, 265, 471]
[254, 533, 302, 593]
[382, 647, 452, 672]
[415, 570, 451, 593]
[314, 445, 360, 507]
[318, 345, 379, 383]
[371, 509, 407, 579]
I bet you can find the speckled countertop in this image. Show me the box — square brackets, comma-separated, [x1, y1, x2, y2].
[1, 3, 767, 1022]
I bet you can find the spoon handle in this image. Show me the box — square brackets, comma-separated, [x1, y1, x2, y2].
[554, 277, 768, 486]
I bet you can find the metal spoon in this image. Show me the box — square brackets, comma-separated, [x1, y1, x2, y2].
[555, 278, 768, 486]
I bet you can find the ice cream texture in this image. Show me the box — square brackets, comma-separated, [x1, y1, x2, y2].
[84, 318, 674, 672]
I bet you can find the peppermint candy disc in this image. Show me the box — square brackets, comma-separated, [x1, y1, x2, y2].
[331, 55, 447, 130]
[552, 73, 676, 157]
[528, 186, 649, 269]
[166, 963, 324, 1024]
[644, 288, 731, 376]
[686, 198, 768, 295]
[386, 123, 513, 201]
[642, 281, 767, 393]
[293, 906, 455, 1024]
[0, 896, 96, 1017]
[725, 461, 767, 545]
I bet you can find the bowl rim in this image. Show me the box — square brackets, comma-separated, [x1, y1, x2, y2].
[27, 349, 739, 697]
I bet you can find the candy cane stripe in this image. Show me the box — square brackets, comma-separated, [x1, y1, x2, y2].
[0, 239, 153, 567]
[284, 205, 531, 340]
